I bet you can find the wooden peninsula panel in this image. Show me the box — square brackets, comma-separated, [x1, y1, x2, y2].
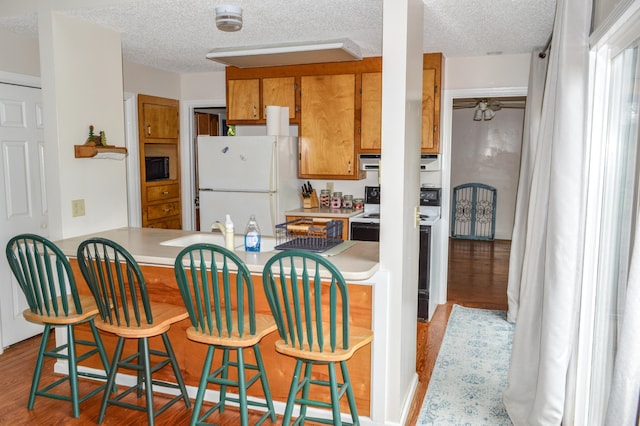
[69, 260, 372, 416]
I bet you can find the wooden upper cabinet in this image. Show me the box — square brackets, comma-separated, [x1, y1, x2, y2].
[140, 96, 179, 140]
[227, 78, 260, 120]
[421, 53, 443, 153]
[360, 72, 382, 151]
[299, 74, 360, 179]
[262, 77, 296, 119]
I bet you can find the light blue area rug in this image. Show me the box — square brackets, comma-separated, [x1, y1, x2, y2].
[418, 305, 515, 425]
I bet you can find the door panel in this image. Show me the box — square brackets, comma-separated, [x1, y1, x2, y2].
[0, 82, 46, 349]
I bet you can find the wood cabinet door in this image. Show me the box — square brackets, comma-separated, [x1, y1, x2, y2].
[360, 72, 382, 151]
[228, 79, 260, 120]
[262, 77, 296, 119]
[299, 74, 356, 178]
[421, 53, 442, 153]
[140, 95, 179, 140]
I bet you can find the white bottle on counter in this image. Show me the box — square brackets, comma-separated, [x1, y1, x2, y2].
[244, 214, 261, 252]
[224, 214, 235, 251]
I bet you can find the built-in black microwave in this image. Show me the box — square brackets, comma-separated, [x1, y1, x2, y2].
[145, 156, 170, 181]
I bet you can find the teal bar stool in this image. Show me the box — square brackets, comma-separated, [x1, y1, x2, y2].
[262, 250, 374, 425]
[5, 234, 111, 418]
[76, 237, 191, 425]
[174, 243, 277, 426]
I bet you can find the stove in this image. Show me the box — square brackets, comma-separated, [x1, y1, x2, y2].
[349, 185, 441, 322]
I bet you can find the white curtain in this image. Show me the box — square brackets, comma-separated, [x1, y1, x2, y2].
[605, 218, 640, 424]
[502, 0, 592, 423]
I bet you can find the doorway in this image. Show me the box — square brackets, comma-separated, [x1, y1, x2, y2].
[437, 87, 527, 308]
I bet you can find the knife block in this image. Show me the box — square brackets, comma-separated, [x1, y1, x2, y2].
[302, 189, 319, 209]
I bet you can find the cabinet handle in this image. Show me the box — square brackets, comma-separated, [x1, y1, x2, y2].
[162, 191, 169, 195]
[347, 161, 351, 174]
[163, 208, 171, 212]
[253, 105, 257, 118]
[147, 125, 152, 136]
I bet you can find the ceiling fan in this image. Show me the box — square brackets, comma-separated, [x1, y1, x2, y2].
[453, 97, 526, 121]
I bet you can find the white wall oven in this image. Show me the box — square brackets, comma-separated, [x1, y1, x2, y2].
[350, 186, 441, 321]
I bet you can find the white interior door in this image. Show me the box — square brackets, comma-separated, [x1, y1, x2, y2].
[0, 81, 47, 350]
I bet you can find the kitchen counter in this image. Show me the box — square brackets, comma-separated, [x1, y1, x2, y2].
[285, 207, 364, 218]
[55, 226, 379, 281]
[54, 226, 380, 420]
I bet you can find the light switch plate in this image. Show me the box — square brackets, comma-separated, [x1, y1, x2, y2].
[71, 199, 85, 217]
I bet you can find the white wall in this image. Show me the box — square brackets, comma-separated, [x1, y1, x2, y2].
[451, 106, 524, 239]
[40, 12, 128, 239]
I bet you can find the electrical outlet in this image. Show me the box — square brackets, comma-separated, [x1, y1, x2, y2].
[326, 182, 334, 193]
[71, 199, 85, 217]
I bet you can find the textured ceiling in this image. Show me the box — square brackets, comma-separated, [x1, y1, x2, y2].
[0, 0, 556, 74]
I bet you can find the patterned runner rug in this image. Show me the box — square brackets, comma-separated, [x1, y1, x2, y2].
[417, 304, 515, 425]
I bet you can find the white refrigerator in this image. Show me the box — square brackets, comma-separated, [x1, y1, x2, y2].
[197, 135, 299, 236]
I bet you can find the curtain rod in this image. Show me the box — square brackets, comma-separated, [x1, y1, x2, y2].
[538, 34, 553, 58]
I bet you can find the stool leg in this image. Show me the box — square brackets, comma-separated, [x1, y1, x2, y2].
[99, 336, 125, 424]
[67, 324, 80, 418]
[89, 321, 111, 381]
[341, 360, 359, 425]
[28, 324, 50, 410]
[283, 359, 303, 426]
[237, 348, 248, 426]
[192, 345, 215, 426]
[141, 337, 155, 426]
[253, 344, 276, 422]
[328, 362, 342, 425]
[137, 339, 144, 398]
[219, 348, 230, 412]
[299, 361, 313, 421]
[161, 332, 190, 407]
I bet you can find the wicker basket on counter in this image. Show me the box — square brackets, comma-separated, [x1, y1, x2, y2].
[274, 218, 343, 252]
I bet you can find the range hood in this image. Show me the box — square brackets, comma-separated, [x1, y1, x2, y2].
[359, 154, 440, 171]
[206, 39, 362, 68]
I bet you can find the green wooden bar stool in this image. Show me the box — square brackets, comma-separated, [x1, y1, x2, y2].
[262, 250, 374, 426]
[174, 243, 277, 426]
[5, 234, 111, 418]
[76, 237, 191, 425]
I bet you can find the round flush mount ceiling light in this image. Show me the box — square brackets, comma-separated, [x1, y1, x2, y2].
[215, 5, 243, 32]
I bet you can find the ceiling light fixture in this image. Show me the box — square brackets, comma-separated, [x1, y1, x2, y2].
[206, 38, 362, 68]
[473, 100, 496, 121]
[215, 5, 243, 32]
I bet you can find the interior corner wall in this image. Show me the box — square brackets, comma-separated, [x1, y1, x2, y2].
[123, 60, 180, 99]
[0, 29, 40, 76]
[46, 13, 128, 238]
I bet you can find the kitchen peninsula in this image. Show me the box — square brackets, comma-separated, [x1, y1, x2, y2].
[54, 227, 384, 423]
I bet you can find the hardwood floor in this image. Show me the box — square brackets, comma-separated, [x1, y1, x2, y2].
[405, 238, 510, 425]
[0, 238, 509, 425]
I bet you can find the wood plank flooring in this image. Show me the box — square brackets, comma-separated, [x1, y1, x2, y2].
[0, 238, 509, 425]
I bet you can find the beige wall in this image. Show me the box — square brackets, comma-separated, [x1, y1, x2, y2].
[181, 71, 226, 101]
[444, 54, 530, 90]
[0, 29, 40, 76]
[42, 12, 128, 239]
[123, 60, 180, 99]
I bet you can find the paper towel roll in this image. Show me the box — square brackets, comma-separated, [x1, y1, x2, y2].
[266, 105, 281, 136]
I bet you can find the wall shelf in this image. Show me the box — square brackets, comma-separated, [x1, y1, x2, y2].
[74, 143, 128, 159]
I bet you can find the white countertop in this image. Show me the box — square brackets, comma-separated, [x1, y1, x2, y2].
[285, 207, 364, 218]
[55, 227, 380, 282]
